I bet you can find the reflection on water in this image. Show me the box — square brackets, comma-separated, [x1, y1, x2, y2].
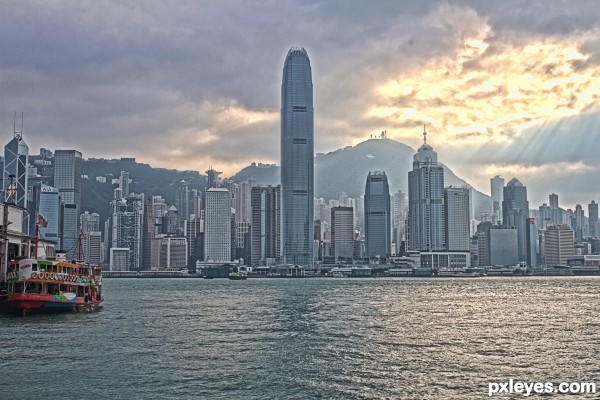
[1, 277, 599, 399]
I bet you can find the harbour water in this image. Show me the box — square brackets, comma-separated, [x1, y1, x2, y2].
[1, 277, 599, 399]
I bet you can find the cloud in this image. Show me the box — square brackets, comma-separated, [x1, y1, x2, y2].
[0, 0, 600, 208]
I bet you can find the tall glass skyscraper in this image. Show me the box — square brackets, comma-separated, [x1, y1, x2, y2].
[502, 177, 529, 262]
[54, 150, 82, 207]
[364, 171, 391, 258]
[408, 129, 445, 252]
[3, 131, 29, 206]
[54, 150, 82, 258]
[281, 47, 314, 267]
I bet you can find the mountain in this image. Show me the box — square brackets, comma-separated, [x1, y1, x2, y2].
[81, 158, 207, 225]
[78, 138, 491, 223]
[233, 138, 491, 216]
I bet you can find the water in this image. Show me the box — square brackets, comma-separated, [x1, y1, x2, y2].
[1, 277, 600, 399]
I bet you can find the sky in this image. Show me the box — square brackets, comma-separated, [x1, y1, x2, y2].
[1, 0, 599, 208]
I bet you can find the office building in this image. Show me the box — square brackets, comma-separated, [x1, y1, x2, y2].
[331, 206, 354, 261]
[111, 193, 144, 270]
[444, 187, 470, 251]
[251, 185, 281, 266]
[3, 127, 30, 234]
[476, 222, 519, 266]
[36, 184, 60, 245]
[281, 47, 314, 267]
[502, 178, 529, 262]
[545, 224, 574, 266]
[3, 128, 29, 207]
[490, 175, 504, 222]
[408, 128, 444, 252]
[54, 150, 82, 256]
[364, 171, 391, 258]
[159, 237, 188, 270]
[526, 218, 538, 266]
[204, 188, 231, 262]
[589, 200, 598, 238]
[54, 150, 82, 207]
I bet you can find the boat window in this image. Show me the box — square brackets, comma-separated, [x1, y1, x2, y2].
[32, 264, 38, 271]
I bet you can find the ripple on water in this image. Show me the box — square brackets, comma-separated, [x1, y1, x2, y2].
[1, 276, 600, 399]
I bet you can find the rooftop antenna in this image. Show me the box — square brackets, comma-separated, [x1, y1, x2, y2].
[423, 124, 427, 145]
[13, 112, 23, 140]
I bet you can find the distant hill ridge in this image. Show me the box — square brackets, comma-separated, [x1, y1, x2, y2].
[233, 138, 491, 216]
[80, 138, 491, 221]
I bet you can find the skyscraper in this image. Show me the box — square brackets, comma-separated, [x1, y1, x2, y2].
[502, 178, 529, 262]
[3, 126, 29, 234]
[251, 185, 280, 266]
[364, 171, 391, 258]
[54, 150, 82, 256]
[54, 150, 82, 207]
[37, 184, 60, 244]
[111, 193, 144, 270]
[545, 224, 574, 266]
[589, 200, 598, 238]
[204, 188, 231, 262]
[3, 128, 29, 207]
[408, 128, 444, 252]
[444, 187, 470, 251]
[331, 206, 354, 261]
[281, 47, 314, 267]
[490, 175, 504, 222]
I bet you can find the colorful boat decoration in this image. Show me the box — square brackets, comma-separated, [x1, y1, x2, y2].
[3, 258, 103, 315]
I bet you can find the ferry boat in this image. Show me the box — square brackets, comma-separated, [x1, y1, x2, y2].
[2, 258, 103, 315]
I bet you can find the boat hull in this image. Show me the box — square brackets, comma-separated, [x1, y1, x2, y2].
[3, 293, 103, 315]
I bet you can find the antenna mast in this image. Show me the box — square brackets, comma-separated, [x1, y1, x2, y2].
[13, 112, 23, 140]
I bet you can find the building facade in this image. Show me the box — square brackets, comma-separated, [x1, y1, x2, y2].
[502, 178, 529, 262]
[251, 185, 281, 266]
[444, 187, 470, 251]
[545, 224, 574, 266]
[204, 188, 231, 262]
[331, 206, 354, 261]
[281, 47, 314, 267]
[408, 129, 444, 252]
[364, 171, 391, 258]
[490, 175, 504, 223]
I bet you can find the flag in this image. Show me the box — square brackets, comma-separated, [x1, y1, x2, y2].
[37, 213, 48, 228]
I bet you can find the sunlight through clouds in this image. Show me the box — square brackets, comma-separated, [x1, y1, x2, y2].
[371, 7, 600, 150]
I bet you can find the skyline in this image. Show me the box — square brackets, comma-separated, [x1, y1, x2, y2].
[2, 1, 600, 208]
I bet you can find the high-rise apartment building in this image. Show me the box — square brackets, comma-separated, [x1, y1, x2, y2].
[251, 185, 280, 266]
[408, 129, 444, 252]
[444, 187, 470, 251]
[502, 178, 529, 262]
[364, 171, 391, 258]
[331, 206, 354, 261]
[281, 47, 314, 267]
[204, 188, 231, 262]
